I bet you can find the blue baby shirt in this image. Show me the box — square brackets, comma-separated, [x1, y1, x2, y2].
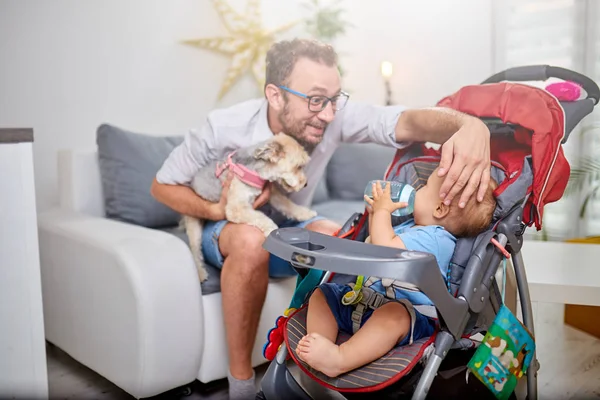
[367, 218, 457, 306]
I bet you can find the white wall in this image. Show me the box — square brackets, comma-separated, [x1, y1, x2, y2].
[338, 0, 493, 107]
[0, 0, 493, 212]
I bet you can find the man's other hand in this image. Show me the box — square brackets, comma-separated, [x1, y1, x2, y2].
[210, 172, 235, 220]
[253, 182, 272, 209]
[437, 117, 491, 208]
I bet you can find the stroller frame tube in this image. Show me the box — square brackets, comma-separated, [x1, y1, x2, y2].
[512, 250, 538, 400]
[412, 331, 455, 400]
[261, 343, 312, 400]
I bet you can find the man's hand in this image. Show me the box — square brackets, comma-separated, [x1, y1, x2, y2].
[210, 172, 234, 220]
[364, 181, 408, 215]
[253, 182, 272, 209]
[394, 107, 491, 209]
[210, 174, 272, 220]
[437, 117, 491, 208]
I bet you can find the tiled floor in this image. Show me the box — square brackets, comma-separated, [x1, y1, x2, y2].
[46, 302, 600, 399]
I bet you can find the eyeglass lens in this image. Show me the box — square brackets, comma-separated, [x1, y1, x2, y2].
[308, 94, 349, 112]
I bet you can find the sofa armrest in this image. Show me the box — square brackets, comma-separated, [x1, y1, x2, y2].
[38, 209, 203, 398]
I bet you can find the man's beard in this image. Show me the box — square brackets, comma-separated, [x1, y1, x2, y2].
[278, 103, 327, 153]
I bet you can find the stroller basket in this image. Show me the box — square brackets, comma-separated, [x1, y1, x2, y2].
[258, 65, 600, 400]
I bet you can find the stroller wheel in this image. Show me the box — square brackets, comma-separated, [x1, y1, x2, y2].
[255, 390, 267, 400]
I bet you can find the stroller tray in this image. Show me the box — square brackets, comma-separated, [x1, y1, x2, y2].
[284, 306, 435, 393]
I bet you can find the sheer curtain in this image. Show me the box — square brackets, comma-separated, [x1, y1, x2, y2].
[492, 0, 600, 240]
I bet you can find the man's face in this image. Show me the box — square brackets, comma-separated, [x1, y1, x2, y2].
[277, 57, 341, 151]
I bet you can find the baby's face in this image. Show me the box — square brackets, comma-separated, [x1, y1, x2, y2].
[413, 167, 445, 225]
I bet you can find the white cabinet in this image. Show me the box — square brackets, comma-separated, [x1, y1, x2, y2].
[0, 129, 48, 399]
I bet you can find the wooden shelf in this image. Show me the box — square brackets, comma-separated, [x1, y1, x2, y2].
[0, 128, 34, 144]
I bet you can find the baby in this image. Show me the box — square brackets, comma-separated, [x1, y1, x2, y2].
[295, 167, 497, 378]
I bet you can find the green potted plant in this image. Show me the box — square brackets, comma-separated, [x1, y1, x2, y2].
[302, 0, 352, 77]
[565, 154, 600, 220]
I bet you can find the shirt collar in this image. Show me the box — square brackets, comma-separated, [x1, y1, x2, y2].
[252, 99, 274, 142]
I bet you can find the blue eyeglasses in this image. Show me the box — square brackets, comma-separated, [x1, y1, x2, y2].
[279, 86, 350, 112]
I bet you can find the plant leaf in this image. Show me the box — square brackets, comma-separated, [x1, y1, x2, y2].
[565, 154, 600, 198]
[579, 185, 600, 218]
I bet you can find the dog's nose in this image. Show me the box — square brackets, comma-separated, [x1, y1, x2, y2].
[304, 182, 308, 188]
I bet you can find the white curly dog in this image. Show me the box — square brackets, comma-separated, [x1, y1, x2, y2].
[182, 133, 317, 282]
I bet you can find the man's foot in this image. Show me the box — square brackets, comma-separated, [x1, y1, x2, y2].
[227, 369, 256, 400]
[295, 333, 347, 378]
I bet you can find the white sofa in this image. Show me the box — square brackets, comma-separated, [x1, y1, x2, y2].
[37, 149, 297, 398]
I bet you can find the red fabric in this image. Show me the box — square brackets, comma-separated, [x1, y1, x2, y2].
[434, 82, 569, 230]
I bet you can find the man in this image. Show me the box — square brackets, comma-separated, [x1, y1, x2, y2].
[151, 38, 491, 399]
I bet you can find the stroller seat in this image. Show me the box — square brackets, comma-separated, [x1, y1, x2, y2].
[258, 65, 600, 400]
[285, 305, 435, 392]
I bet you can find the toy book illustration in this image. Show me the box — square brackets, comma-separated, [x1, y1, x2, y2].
[468, 304, 536, 400]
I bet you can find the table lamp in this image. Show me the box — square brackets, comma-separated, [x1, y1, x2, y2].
[381, 61, 394, 106]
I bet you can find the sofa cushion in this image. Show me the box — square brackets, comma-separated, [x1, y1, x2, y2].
[311, 174, 330, 205]
[96, 124, 183, 228]
[160, 225, 223, 295]
[326, 143, 397, 201]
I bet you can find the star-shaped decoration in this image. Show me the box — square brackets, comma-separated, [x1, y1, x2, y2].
[182, 0, 299, 100]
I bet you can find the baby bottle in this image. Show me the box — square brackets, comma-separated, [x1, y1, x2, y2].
[364, 180, 415, 217]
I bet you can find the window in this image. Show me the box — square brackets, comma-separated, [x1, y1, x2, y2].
[493, 0, 600, 240]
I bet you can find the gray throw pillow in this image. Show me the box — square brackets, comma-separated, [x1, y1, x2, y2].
[96, 124, 183, 228]
[311, 174, 330, 205]
[326, 142, 397, 201]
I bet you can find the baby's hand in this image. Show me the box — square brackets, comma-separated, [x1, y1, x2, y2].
[364, 181, 408, 215]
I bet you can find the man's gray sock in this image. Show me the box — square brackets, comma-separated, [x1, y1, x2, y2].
[227, 369, 256, 400]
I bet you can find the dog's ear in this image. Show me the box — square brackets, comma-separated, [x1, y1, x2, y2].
[254, 140, 285, 163]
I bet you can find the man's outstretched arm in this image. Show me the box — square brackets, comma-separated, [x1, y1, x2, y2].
[395, 107, 491, 208]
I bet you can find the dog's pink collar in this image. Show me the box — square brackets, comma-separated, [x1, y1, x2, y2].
[215, 152, 267, 189]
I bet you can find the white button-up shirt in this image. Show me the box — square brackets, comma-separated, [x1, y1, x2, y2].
[156, 98, 409, 206]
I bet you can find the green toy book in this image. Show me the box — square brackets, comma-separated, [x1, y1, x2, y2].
[467, 304, 535, 400]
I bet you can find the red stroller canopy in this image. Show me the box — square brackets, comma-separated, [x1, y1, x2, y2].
[436, 82, 570, 230]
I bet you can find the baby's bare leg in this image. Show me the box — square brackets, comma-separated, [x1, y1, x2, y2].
[296, 289, 338, 360]
[339, 302, 410, 367]
[306, 288, 339, 342]
[298, 302, 410, 378]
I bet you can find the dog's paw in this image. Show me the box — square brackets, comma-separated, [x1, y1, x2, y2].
[292, 207, 318, 221]
[260, 220, 279, 237]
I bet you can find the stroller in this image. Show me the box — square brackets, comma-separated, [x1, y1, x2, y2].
[257, 65, 600, 400]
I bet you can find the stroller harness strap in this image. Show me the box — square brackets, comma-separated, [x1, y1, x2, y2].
[349, 285, 417, 346]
